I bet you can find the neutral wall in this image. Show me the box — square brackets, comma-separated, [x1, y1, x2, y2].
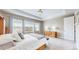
[0, 11, 44, 34]
[64, 16, 74, 40]
[44, 17, 64, 38]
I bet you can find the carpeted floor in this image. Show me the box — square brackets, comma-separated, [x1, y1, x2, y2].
[44, 37, 74, 50]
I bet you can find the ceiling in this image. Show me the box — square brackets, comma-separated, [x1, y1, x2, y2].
[1, 9, 79, 21]
[19, 9, 65, 19]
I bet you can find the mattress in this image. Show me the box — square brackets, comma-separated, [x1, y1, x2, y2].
[29, 33, 45, 40]
[8, 34, 47, 50]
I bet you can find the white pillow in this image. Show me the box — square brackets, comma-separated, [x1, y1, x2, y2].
[11, 32, 22, 42]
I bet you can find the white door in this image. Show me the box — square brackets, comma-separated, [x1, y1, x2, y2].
[64, 16, 74, 40]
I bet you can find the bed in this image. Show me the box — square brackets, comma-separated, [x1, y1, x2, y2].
[7, 33, 47, 50]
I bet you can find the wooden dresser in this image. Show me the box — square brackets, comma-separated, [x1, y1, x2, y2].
[0, 16, 4, 35]
[44, 31, 58, 38]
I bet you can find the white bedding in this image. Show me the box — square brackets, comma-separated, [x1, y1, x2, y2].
[30, 33, 45, 40]
[8, 34, 46, 50]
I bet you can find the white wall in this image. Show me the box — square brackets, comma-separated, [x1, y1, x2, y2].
[44, 17, 64, 38]
[64, 16, 74, 41]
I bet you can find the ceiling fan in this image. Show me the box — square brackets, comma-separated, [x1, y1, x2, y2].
[37, 9, 44, 15]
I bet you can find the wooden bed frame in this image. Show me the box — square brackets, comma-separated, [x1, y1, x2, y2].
[36, 43, 47, 50]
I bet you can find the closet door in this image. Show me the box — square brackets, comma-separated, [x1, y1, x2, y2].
[76, 14, 79, 49]
[64, 16, 74, 40]
[0, 16, 5, 35]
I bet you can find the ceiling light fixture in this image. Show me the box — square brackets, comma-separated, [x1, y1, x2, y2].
[37, 9, 43, 15]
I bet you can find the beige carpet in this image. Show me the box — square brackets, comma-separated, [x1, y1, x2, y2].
[44, 38, 74, 50]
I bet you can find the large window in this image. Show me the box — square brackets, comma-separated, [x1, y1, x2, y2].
[13, 18, 23, 33]
[24, 21, 34, 33]
[12, 18, 40, 34]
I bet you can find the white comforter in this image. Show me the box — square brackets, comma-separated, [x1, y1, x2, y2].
[8, 34, 46, 50]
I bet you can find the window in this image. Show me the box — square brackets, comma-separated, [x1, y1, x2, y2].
[12, 18, 40, 34]
[24, 21, 34, 33]
[34, 23, 40, 33]
[13, 18, 23, 33]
